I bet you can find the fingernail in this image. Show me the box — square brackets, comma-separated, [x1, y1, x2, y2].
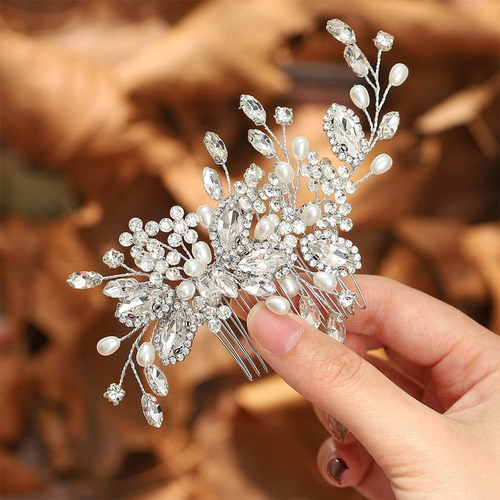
[326, 414, 349, 444]
[327, 457, 349, 485]
[247, 302, 302, 356]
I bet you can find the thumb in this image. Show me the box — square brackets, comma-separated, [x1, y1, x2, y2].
[247, 301, 441, 463]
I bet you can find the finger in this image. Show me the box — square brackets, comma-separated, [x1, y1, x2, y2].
[345, 275, 500, 407]
[313, 405, 356, 445]
[366, 354, 424, 401]
[385, 347, 429, 383]
[317, 438, 394, 500]
[247, 303, 441, 462]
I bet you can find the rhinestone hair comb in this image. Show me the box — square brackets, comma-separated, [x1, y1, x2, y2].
[67, 19, 408, 428]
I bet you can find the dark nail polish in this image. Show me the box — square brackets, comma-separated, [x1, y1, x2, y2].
[326, 415, 349, 444]
[327, 457, 349, 485]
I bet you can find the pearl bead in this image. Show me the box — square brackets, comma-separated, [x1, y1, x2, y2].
[97, 336, 120, 356]
[350, 85, 370, 109]
[136, 342, 155, 367]
[313, 271, 337, 291]
[176, 280, 196, 301]
[370, 153, 393, 175]
[183, 258, 206, 277]
[274, 161, 295, 184]
[389, 63, 409, 87]
[300, 204, 321, 226]
[254, 216, 275, 241]
[192, 241, 212, 264]
[266, 295, 290, 315]
[279, 274, 299, 297]
[292, 136, 309, 161]
[197, 205, 214, 229]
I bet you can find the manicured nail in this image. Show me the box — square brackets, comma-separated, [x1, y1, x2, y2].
[326, 414, 349, 444]
[247, 302, 302, 356]
[327, 457, 349, 485]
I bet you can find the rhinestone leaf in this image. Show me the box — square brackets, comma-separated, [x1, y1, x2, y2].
[241, 278, 276, 297]
[67, 271, 102, 289]
[377, 111, 400, 140]
[326, 19, 356, 45]
[324, 104, 366, 163]
[240, 94, 266, 125]
[144, 364, 169, 397]
[103, 249, 124, 268]
[237, 249, 288, 276]
[373, 31, 394, 52]
[202, 167, 224, 201]
[299, 296, 321, 328]
[117, 286, 163, 318]
[217, 200, 244, 251]
[159, 313, 186, 359]
[203, 131, 228, 164]
[103, 278, 139, 298]
[141, 393, 163, 428]
[343, 45, 369, 77]
[248, 129, 276, 158]
[308, 239, 355, 268]
[327, 314, 347, 343]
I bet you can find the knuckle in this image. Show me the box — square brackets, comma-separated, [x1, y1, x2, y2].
[311, 348, 364, 390]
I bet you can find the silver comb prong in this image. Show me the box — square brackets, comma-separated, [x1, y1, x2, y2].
[212, 329, 253, 381]
[221, 320, 261, 377]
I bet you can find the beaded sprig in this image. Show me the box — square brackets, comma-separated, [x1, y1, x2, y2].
[67, 19, 408, 428]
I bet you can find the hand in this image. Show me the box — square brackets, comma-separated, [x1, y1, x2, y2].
[246, 276, 500, 499]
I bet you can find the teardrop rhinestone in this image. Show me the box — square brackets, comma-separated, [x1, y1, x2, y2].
[217, 200, 244, 251]
[343, 45, 369, 77]
[241, 278, 276, 297]
[239, 94, 266, 125]
[103, 278, 139, 298]
[299, 296, 321, 328]
[248, 129, 276, 158]
[144, 364, 169, 397]
[116, 286, 163, 319]
[203, 131, 228, 164]
[202, 167, 224, 201]
[141, 393, 163, 428]
[159, 312, 187, 360]
[67, 271, 103, 289]
[237, 249, 288, 277]
[326, 19, 356, 45]
[377, 111, 400, 140]
[326, 314, 347, 343]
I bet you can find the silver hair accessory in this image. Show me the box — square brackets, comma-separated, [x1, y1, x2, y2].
[67, 20, 407, 428]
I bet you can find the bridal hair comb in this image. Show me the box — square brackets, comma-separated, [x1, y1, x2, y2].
[67, 19, 408, 428]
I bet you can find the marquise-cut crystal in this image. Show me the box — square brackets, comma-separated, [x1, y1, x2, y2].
[309, 240, 355, 268]
[326, 19, 356, 45]
[202, 167, 224, 201]
[197, 268, 239, 306]
[327, 314, 347, 343]
[141, 393, 163, 428]
[217, 201, 244, 251]
[103, 278, 139, 298]
[242, 278, 276, 297]
[102, 249, 124, 268]
[144, 364, 169, 397]
[324, 104, 365, 163]
[117, 287, 163, 318]
[159, 313, 186, 359]
[240, 95, 266, 125]
[343, 45, 369, 77]
[203, 131, 228, 164]
[377, 111, 400, 140]
[248, 129, 276, 158]
[237, 249, 288, 276]
[373, 31, 394, 52]
[299, 296, 321, 328]
[67, 271, 102, 290]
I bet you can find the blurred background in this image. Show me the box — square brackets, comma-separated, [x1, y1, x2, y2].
[0, 1, 499, 499]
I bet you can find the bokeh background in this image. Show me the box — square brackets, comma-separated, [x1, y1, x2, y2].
[0, 1, 499, 499]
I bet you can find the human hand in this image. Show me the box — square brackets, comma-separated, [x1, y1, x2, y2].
[245, 276, 500, 499]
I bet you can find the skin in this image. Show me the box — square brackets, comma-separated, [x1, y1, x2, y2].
[243, 275, 500, 499]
